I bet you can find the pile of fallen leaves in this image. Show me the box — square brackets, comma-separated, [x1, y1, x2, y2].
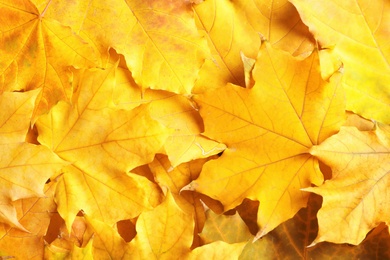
[1, 0, 390, 258]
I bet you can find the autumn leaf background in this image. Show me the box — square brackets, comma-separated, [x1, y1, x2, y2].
[1, 0, 390, 259]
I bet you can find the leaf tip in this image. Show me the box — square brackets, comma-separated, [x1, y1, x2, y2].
[307, 239, 319, 248]
[14, 222, 31, 233]
[180, 182, 198, 193]
[253, 228, 267, 242]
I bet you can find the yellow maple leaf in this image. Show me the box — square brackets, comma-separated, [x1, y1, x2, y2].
[200, 210, 252, 244]
[126, 191, 194, 259]
[43, 0, 209, 94]
[110, 57, 226, 167]
[36, 65, 171, 176]
[236, 193, 390, 259]
[290, 0, 390, 123]
[85, 216, 128, 259]
[308, 124, 390, 245]
[148, 93, 226, 167]
[55, 165, 163, 235]
[0, 0, 99, 120]
[193, 0, 261, 89]
[0, 90, 40, 143]
[233, 0, 315, 56]
[150, 155, 222, 247]
[36, 65, 168, 228]
[0, 182, 57, 259]
[185, 42, 345, 239]
[0, 90, 66, 230]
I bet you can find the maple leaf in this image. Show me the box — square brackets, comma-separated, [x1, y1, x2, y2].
[36, 65, 168, 228]
[233, 0, 315, 56]
[196, 191, 390, 259]
[42, 0, 209, 94]
[290, 0, 390, 123]
[108, 56, 226, 167]
[148, 94, 226, 167]
[185, 42, 345, 238]
[0, 90, 40, 143]
[54, 165, 163, 235]
[0, 90, 66, 230]
[126, 191, 194, 259]
[307, 124, 390, 245]
[150, 155, 222, 247]
[193, 0, 316, 93]
[0, 0, 99, 119]
[85, 216, 128, 259]
[36, 65, 170, 174]
[200, 210, 252, 244]
[235, 193, 390, 259]
[0, 182, 57, 259]
[193, 0, 261, 89]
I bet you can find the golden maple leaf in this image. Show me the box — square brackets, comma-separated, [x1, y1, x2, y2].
[105, 52, 226, 167]
[0, 0, 99, 120]
[0, 183, 57, 259]
[41, 0, 209, 94]
[200, 210, 252, 244]
[233, 0, 315, 56]
[290, 0, 390, 123]
[150, 155, 222, 247]
[126, 191, 194, 259]
[193, 0, 261, 89]
[36, 65, 169, 229]
[185, 42, 345, 239]
[0, 90, 66, 231]
[308, 124, 390, 245]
